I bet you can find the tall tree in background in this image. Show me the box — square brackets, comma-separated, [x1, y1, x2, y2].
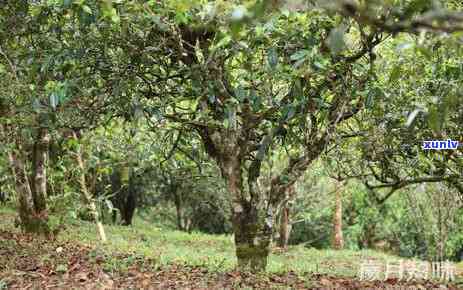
[277, 185, 296, 249]
[332, 179, 344, 250]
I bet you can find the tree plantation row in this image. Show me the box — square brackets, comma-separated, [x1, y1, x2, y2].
[0, 0, 462, 274]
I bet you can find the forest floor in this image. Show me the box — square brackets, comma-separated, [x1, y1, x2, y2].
[0, 208, 462, 289]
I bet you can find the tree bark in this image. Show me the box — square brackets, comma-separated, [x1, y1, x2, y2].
[233, 202, 273, 272]
[332, 180, 344, 250]
[1, 121, 50, 235]
[122, 183, 136, 226]
[32, 128, 49, 213]
[224, 159, 273, 272]
[118, 165, 136, 226]
[277, 185, 296, 249]
[362, 223, 376, 249]
[278, 203, 291, 249]
[7, 151, 49, 235]
[174, 190, 185, 231]
[72, 131, 107, 243]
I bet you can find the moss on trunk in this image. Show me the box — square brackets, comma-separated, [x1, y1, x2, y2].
[232, 201, 273, 272]
[235, 242, 270, 272]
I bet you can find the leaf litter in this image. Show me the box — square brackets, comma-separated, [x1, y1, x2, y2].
[0, 230, 461, 289]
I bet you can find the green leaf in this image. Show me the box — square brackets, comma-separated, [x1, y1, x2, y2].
[389, 65, 401, 83]
[63, 0, 73, 8]
[69, 210, 77, 219]
[416, 46, 433, 60]
[251, 1, 266, 18]
[41, 55, 54, 73]
[446, 90, 459, 108]
[427, 106, 442, 132]
[284, 105, 296, 121]
[171, 0, 195, 13]
[213, 35, 232, 51]
[312, 59, 327, 70]
[280, 174, 290, 184]
[230, 22, 243, 38]
[293, 57, 306, 69]
[256, 134, 272, 161]
[290, 50, 308, 61]
[33, 99, 42, 112]
[110, 9, 120, 23]
[66, 138, 79, 149]
[49, 93, 59, 109]
[82, 5, 93, 15]
[405, 108, 421, 127]
[445, 64, 460, 79]
[290, 79, 303, 99]
[327, 26, 346, 55]
[366, 87, 385, 109]
[405, 0, 431, 16]
[250, 91, 261, 111]
[267, 48, 278, 69]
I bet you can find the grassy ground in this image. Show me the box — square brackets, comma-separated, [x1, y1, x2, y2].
[59, 213, 396, 277]
[1, 206, 462, 289]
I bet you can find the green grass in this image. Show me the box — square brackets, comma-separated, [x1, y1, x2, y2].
[0, 207, 401, 277]
[59, 215, 398, 277]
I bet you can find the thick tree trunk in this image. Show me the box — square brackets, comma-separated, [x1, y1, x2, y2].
[225, 160, 273, 272]
[332, 180, 344, 250]
[1, 122, 50, 235]
[119, 165, 136, 226]
[32, 128, 49, 213]
[8, 151, 49, 235]
[72, 132, 107, 243]
[233, 202, 273, 272]
[122, 186, 136, 226]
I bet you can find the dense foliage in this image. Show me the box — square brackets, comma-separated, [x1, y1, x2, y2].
[0, 0, 462, 274]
